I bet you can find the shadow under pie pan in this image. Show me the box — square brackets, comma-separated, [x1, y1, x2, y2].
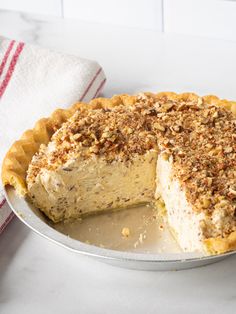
[5, 186, 236, 271]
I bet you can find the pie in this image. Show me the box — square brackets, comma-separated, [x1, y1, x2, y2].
[2, 92, 236, 255]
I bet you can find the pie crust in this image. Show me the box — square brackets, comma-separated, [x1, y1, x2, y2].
[2, 92, 236, 255]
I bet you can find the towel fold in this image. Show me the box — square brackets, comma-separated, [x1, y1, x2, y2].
[0, 36, 106, 233]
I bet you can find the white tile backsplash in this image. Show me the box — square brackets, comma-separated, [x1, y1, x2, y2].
[63, 0, 163, 30]
[164, 0, 236, 41]
[1, 0, 236, 41]
[0, 0, 62, 17]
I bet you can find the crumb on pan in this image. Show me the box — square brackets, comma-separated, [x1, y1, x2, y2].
[121, 227, 130, 237]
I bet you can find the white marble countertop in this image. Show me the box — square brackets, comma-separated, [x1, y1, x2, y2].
[1, 9, 236, 314]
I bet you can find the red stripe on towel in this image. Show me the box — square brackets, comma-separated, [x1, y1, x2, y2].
[0, 40, 15, 77]
[93, 78, 106, 99]
[0, 42, 25, 98]
[0, 198, 6, 208]
[0, 212, 15, 234]
[79, 67, 102, 101]
[0, 41, 25, 232]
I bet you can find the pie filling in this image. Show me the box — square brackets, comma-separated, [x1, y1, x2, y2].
[28, 151, 157, 222]
[25, 94, 236, 254]
[156, 154, 206, 252]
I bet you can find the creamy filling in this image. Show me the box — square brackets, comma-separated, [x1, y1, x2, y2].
[155, 154, 206, 252]
[28, 150, 158, 222]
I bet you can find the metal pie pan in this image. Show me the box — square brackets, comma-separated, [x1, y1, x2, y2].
[5, 186, 235, 271]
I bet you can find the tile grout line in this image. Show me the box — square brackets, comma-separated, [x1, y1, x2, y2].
[61, 0, 64, 18]
[161, 0, 165, 33]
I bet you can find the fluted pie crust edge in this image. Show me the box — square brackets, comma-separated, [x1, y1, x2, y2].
[2, 91, 236, 255]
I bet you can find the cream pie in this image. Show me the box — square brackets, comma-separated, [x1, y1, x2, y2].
[2, 92, 236, 255]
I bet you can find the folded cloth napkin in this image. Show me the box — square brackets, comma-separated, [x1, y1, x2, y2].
[0, 36, 106, 233]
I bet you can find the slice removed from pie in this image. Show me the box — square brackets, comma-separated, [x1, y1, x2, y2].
[2, 92, 236, 255]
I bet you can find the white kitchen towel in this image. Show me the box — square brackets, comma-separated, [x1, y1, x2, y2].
[0, 36, 106, 233]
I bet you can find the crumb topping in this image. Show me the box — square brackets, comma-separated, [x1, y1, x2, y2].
[27, 93, 236, 234]
[155, 97, 236, 227]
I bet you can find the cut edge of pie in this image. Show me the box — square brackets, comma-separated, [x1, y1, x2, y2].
[2, 91, 236, 255]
